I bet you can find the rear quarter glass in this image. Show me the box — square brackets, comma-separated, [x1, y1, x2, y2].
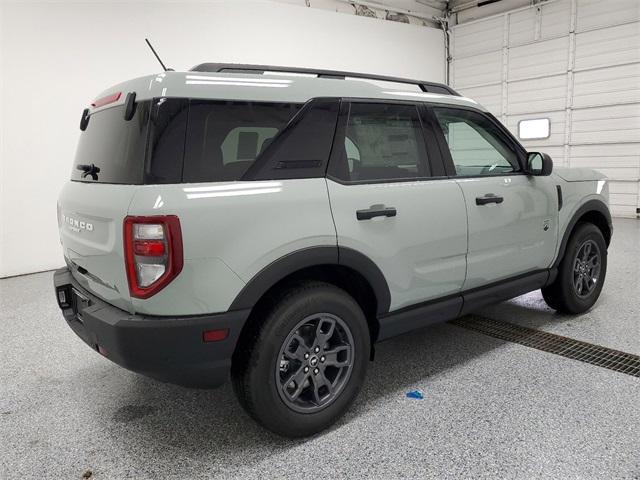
[182, 100, 301, 183]
[72, 102, 151, 184]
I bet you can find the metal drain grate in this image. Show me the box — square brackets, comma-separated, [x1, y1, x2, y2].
[450, 316, 640, 378]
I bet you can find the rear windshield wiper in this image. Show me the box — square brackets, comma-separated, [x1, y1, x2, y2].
[76, 163, 100, 180]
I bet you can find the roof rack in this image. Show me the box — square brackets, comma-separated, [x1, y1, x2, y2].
[190, 63, 460, 96]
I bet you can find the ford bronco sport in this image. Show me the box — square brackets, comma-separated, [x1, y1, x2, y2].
[54, 64, 612, 437]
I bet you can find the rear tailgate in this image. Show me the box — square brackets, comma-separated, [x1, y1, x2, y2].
[57, 94, 152, 312]
[58, 182, 136, 312]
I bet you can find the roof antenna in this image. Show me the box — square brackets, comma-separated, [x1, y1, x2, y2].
[145, 38, 173, 71]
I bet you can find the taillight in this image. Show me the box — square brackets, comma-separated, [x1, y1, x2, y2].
[123, 216, 183, 299]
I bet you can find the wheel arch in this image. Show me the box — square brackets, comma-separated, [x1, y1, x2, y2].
[229, 246, 391, 317]
[554, 199, 612, 268]
[229, 247, 390, 359]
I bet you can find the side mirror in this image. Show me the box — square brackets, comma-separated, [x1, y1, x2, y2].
[527, 152, 553, 176]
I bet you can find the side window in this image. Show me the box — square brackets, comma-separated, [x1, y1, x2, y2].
[183, 101, 300, 183]
[433, 108, 520, 176]
[220, 127, 279, 165]
[330, 103, 430, 182]
[247, 99, 340, 180]
[344, 137, 360, 173]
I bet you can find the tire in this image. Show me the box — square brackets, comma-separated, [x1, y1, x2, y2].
[231, 281, 370, 438]
[540, 287, 561, 311]
[541, 222, 607, 314]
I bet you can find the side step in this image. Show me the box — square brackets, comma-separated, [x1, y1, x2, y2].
[376, 270, 551, 342]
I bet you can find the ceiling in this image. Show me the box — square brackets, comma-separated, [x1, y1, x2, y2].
[280, 0, 537, 26]
[357, 0, 447, 17]
[352, 0, 539, 24]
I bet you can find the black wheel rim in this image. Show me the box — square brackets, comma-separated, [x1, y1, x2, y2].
[572, 239, 601, 298]
[276, 313, 354, 413]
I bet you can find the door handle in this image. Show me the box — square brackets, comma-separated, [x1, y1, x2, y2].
[475, 193, 504, 206]
[356, 205, 397, 220]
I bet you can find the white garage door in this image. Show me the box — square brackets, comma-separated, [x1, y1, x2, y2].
[451, 0, 640, 218]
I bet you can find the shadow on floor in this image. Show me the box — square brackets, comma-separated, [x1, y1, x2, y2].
[72, 296, 575, 466]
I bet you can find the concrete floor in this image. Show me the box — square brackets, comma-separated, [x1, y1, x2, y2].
[1, 219, 638, 479]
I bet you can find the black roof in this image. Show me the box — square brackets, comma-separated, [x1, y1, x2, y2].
[190, 63, 460, 96]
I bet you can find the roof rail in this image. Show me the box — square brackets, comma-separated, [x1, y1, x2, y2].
[190, 63, 460, 96]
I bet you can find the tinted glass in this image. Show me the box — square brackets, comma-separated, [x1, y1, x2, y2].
[332, 103, 430, 182]
[247, 99, 339, 180]
[72, 102, 150, 184]
[183, 101, 300, 183]
[433, 108, 519, 176]
[145, 98, 189, 184]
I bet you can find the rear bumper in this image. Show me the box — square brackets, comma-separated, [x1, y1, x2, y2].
[53, 267, 250, 388]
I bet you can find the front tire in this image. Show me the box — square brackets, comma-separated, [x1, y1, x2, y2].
[542, 222, 607, 314]
[231, 281, 370, 438]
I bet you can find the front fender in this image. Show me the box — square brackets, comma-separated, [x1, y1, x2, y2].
[553, 197, 612, 268]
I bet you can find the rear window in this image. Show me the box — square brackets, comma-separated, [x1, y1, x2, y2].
[72, 98, 326, 185]
[72, 102, 151, 184]
[183, 101, 301, 183]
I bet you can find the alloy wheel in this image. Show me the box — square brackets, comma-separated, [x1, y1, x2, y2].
[572, 239, 601, 298]
[276, 313, 354, 413]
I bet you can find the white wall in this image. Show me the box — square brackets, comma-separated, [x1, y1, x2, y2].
[0, 0, 444, 277]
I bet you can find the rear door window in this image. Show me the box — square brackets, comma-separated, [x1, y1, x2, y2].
[329, 102, 431, 182]
[183, 101, 300, 183]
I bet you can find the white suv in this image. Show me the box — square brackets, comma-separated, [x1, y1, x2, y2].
[54, 64, 612, 437]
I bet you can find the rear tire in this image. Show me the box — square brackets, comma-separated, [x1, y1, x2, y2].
[231, 281, 370, 438]
[541, 222, 607, 314]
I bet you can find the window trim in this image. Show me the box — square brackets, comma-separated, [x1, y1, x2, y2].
[326, 98, 443, 185]
[417, 103, 448, 177]
[425, 104, 528, 179]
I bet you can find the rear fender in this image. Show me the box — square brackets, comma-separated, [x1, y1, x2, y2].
[229, 246, 391, 315]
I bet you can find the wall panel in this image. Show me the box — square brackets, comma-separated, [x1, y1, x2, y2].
[452, 0, 640, 217]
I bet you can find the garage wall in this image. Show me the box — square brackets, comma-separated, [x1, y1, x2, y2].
[0, 0, 445, 278]
[451, 0, 640, 218]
